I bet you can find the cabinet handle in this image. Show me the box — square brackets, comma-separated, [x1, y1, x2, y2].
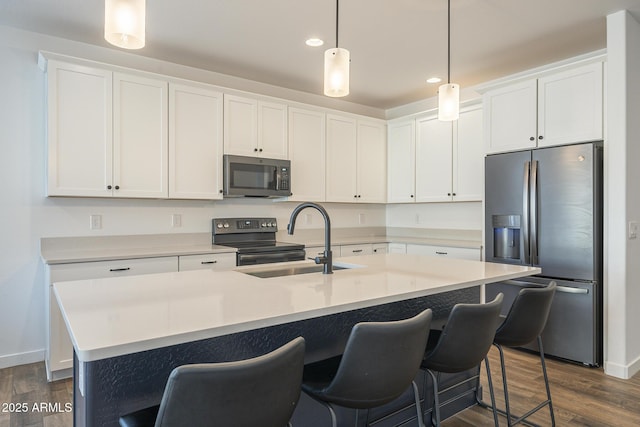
[538, 135, 544, 140]
[452, 193, 456, 196]
[259, 148, 263, 152]
[115, 185, 120, 190]
[254, 148, 258, 152]
[357, 195, 361, 198]
[410, 195, 414, 198]
[109, 267, 131, 272]
[107, 185, 112, 190]
[529, 137, 535, 141]
[201, 260, 218, 265]
[354, 195, 358, 198]
[435, 251, 448, 255]
[447, 193, 451, 196]
[352, 249, 363, 253]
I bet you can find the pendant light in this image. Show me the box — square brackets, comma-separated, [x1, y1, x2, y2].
[438, 0, 459, 121]
[104, 0, 146, 50]
[324, 0, 350, 97]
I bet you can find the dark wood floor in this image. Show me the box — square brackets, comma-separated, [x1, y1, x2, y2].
[1, 347, 639, 426]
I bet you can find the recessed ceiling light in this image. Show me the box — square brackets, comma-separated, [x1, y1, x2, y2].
[306, 38, 324, 47]
[427, 77, 442, 84]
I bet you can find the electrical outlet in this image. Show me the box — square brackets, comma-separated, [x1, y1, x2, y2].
[415, 214, 421, 224]
[90, 214, 102, 230]
[358, 213, 366, 225]
[171, 214, 182, 228]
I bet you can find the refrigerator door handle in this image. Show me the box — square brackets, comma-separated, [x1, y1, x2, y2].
[530, 160, 539, 265]
[523, 161, 530, 264]
[556, 285, 590, 294]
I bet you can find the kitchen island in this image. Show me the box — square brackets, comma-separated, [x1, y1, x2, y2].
[54, 254, 539, 427]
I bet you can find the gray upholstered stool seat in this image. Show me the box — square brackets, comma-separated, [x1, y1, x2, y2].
[119, 336, 305, 427]
[302, 308, 433, 427]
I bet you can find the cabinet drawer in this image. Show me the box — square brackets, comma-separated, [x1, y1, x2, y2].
[179, 253, 236, 271]
[340, 244, 373, 257]
[388, 243, 407, 254]
[49, 256, 178, 283]
[406, 244, 480, 260]
[372, 243, 388, 254]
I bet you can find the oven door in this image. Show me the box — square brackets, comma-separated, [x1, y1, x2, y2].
[237, 249, 306, 266]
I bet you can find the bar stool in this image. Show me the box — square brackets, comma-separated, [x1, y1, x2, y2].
[118, 337, 305, 427]
[420, 294, 504, 427]
[301, 308, 433, 427]
[478, 281, 557, 426]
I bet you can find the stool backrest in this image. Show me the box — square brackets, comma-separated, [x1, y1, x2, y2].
[321, 308, 433, 408]
[494, 281, 557, 347]
[422, 294, 503, 373]
[155, 337, 305, 427]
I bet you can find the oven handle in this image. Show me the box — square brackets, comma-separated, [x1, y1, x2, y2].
[237, 250, 306, 265]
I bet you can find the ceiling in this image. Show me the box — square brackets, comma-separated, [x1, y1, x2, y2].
[2, 0, 640, 110]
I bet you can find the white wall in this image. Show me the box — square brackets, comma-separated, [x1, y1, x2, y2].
[386, 202, 482, 230]
[605, 10, 640, 379]
[0, 26, 391, 367]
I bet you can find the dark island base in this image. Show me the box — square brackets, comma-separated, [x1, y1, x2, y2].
[74, 287, 481, 427]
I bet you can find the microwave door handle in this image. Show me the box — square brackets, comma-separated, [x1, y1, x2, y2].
[275, 169, 282, 191]
[523, 161, 530, 264]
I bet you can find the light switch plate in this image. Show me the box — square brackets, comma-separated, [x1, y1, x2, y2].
[90, 214, 102, 230]
[629, 221, 638, 239]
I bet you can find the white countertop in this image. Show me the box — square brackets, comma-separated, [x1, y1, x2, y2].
[54, 254, 539, 363]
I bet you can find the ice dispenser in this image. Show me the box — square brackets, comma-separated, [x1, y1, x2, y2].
[492, 215, 520, 260]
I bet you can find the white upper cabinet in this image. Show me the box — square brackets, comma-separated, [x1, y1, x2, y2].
[113, 72, 168, 198]
[537, 62, 603, 147]
[326, 114, 358, 202]
[223, 94, 288, 159]
[326, 115, 386, 203]
[415, 115, 453, 202]
[46, 61, 113, 197]
[288, 107, 326, 201]
[356, 120, 387, 203]
[389, 106, 483, 203]
[484, 61, 603, 154]
[453, 106, 484, 201]
[169, 83, 224, 200]
[45, 60, 168, 198]
[387, 119, 416, 203]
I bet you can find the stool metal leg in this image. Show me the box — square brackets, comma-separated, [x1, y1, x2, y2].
[425, 369, 441, 426]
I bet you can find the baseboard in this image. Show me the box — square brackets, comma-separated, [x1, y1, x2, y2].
[604, 354, 640, 379]
[0, 349, 45, 370]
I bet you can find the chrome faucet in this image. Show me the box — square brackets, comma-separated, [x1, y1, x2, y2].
[287, 202, 332, 274]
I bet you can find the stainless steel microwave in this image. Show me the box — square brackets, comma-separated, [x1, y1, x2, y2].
[223, 155, 292, 197]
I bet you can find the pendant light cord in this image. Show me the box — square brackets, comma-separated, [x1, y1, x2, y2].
[447, 0, 451, 84]
[336, 0, 340, 48]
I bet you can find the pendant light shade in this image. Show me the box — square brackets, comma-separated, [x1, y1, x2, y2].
[438, 83, 459, 121]
[324, 47, 350, 97]
[324, 0, 349, 97]
[104, 0, 146, 50]
[438, 0, 459, 121]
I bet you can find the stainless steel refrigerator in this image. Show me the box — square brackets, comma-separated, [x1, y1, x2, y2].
[484, 141, 603, 366]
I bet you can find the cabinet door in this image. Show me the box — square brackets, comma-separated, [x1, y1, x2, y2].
[415, 115, 453, 202]
[47, 256, 178, 379]
[178, 253, 236, 271]
[372, 243, 388, 254]
[169, 83, 223, 200]
[406, 244, 480, 260]
[453, 106, 484, 201]
[258, 101, 288, 159]
[484, 80, 537, 154]
[113, 73, 168, 198]
[223, 94, 258, 156]
[46, 61, 113, 197]
[288, 107, 326, 201]
[326, 114, 358, 202]
[387, 120, 416, 203]
[537, 62, 603, 147]
[357, 121, 387, 203]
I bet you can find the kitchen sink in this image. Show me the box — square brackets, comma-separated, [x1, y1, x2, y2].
[243, 264, 353, 278]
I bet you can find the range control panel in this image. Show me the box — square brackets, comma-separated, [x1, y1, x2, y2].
[212, 217, 278, 234]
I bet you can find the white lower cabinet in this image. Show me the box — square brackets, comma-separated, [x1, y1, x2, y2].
[178, 253, 236, 271]
[45, 256, 178, 381]
[339, 244, 374, 257]
[405, 244, 481, 261]
[388, 243, 407, 254]
[372, 243, 388, 254]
